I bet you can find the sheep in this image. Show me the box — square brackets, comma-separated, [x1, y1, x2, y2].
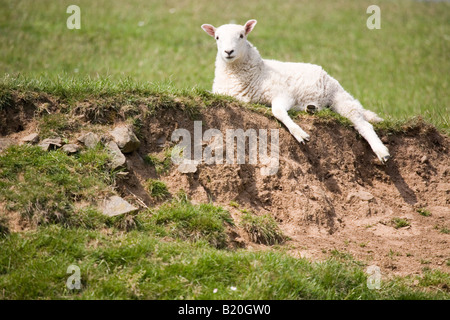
[201, 19, 391, 163]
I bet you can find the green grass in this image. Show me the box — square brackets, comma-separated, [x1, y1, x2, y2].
[417, 208, 432, 217]
[0, 222, 449, 300]
[146, 200, 233, 249]
[0, 144, 114, 227]
[1, 0, 448, 132]
[240, 211, 287, 245]
[38, 113, 75, 139]
[0, 177, 448, 299]
[0, 215, 9, 237]
[391, 217, 411, 229]
[145, 179, 170, 200]
[144, 149, 173, 175]
[228, 201, 240, 208]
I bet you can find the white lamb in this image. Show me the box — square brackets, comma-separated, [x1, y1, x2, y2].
[201, 19, 390, 163]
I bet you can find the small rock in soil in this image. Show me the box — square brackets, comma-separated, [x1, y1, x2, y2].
[38, 137, 63, 151]
[177, 161, 198, 173]
[105, 140, 127, 170]
[100, 195, 138, 217]
[77, 132, 100, 149]
[109, 125, 140, 154]
[21, 133, 39, 144]
[347, 190, 374, 202]
[62, 143, 80, 154]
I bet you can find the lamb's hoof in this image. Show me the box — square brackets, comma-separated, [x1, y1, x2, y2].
[291, 128, 310, 144]
[306, 105, 317, 114]
[374, 145, 390, 165]
[298, 134, 310, 144]
[380, 155, 391, 164]
[295, 137, 308, 145]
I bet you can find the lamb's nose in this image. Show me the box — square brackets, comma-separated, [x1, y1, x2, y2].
[224, 50, 234, 56]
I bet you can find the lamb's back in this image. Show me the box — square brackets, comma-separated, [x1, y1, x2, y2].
[261, 59, 336, 107]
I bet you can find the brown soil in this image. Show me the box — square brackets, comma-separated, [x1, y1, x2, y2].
[1, 94, 449, 277]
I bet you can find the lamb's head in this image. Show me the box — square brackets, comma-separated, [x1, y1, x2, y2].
[201, 20, 257, 64]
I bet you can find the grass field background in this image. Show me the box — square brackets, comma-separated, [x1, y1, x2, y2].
[1, 0, 449, 131]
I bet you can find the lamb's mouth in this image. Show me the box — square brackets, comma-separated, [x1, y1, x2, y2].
[225, 56, 235, 60]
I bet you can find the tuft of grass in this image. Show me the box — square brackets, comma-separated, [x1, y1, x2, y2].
[240, 211, 287, 245]
[69, 205, 138, 232]
[147, 200, 234, 249]
[0, 144, 113, 227]
[417, 269, 450, 291]
[145, 179, 170, 200]
[144, 148, 172, 175]
[175, 189, 189, 203]
[391, 217, 411, 229]
[417, 208, 432, 217]
[0, 87, 13, 110]
[311, 108, 353, 127]
[228, 201, 240, 208]
[37, 113, 74, 139]
[0, 215, 10, 237]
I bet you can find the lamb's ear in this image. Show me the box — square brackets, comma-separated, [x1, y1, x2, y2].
[201, 24, 216, 37]
[244, 19, 257, 35]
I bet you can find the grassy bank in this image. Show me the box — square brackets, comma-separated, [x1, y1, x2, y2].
[0, 89, 449, 300]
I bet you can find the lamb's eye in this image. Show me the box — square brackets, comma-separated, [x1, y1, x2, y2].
[239, 34, 244, 39]
[216, 36, 219, 40]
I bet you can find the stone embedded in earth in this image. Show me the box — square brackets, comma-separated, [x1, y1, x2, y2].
[100, 195, 138, 217]
[77, 132, 100, 149]
[38, 143, 51, 151]
[105, 140, 127, 170]
[109, 125, 140, 154]
[62, 143, 80, 154]
[21, 133, 39, 144]
[346, 190, 374, 202]
[42, 137, 62, 146]
[177, 161, 198, 173]
[38, 137, 63, 151]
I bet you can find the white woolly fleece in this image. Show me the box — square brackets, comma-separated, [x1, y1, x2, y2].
[213, 41, 339, 110]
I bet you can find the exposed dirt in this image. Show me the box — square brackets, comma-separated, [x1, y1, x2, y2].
[1, 94, 449, 278]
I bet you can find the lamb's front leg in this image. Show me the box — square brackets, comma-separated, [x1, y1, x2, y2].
[271, 96, 310, 144]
